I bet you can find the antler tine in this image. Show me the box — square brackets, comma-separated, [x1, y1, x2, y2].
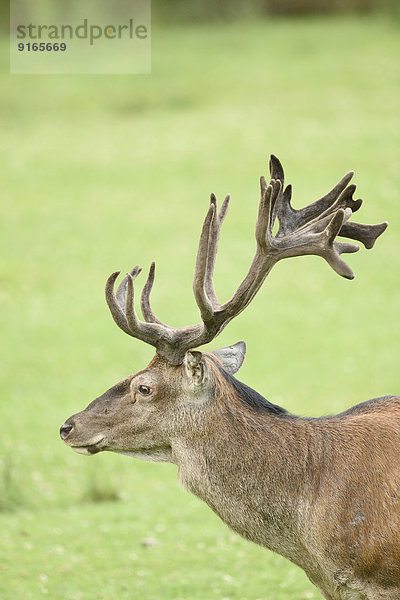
[106, 267, 148, 339]
[116, 266, 142, 311]
[105, 271, 133, 336]
[204, 194, 230, 306]
[256, 177, 279, 248]
[270, 154, 285, 183]
[193, 197, 218, 322]
[125, 272, 141, 333]
[339, 220, 388, 249]
[319, 208, 356, 279]
[269, 156, 287, 227]
[140, 262, 173, 328]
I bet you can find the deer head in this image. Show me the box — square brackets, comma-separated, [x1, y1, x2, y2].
[60, 155, 387, 461]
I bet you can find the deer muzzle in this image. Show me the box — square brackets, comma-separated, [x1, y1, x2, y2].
[59, 417, 105, 454]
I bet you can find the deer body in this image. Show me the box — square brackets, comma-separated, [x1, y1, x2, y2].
[60, 156, 395, 599]
[172, 366, 400, 599]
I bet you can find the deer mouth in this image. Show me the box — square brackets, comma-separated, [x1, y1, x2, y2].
[70, 437, 105, 455]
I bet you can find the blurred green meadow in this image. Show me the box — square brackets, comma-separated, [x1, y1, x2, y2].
[1, 14, 399, 600]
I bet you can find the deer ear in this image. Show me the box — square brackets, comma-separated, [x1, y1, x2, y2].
[185, 351, 206, 385]
[211, 341, 246, 375]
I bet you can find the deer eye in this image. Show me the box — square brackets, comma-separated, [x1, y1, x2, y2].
[138, 385, 152, 396]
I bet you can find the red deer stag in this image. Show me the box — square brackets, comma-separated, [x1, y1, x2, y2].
[61, 156, 396, 600]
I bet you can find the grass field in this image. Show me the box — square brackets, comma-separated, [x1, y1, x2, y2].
[1, 15, 399, 600]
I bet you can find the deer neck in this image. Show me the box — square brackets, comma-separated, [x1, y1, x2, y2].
[171, 400, 315, 567]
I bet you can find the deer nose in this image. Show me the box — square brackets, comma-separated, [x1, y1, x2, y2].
[60, 421, 74, 440]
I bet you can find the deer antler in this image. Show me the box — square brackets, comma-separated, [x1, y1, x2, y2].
[105, 156, 388, 364]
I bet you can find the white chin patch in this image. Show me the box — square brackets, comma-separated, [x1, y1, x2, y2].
[72, 447, 93, 455]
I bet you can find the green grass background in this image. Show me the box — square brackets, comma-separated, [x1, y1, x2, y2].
[1, 15, 399, 600]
